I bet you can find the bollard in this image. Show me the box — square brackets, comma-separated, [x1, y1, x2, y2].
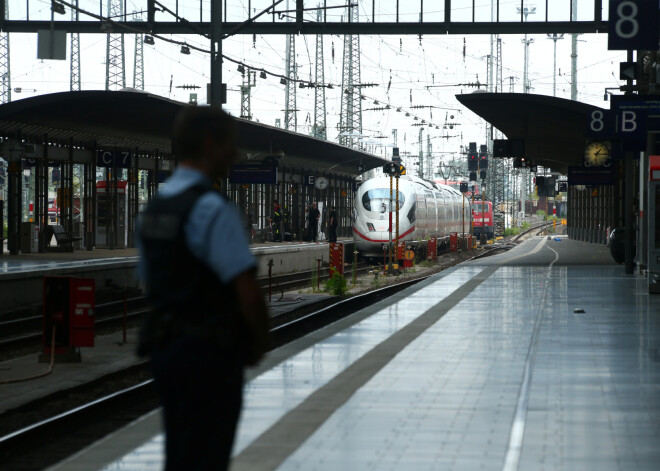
[316, 258, 322, 291]
[122, 291, 127, 345]
[267, 259, 274, 302]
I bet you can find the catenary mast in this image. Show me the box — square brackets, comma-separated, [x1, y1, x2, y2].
[339, 1, 362, 148]
[0, 1, 10, 103]
[105, 0, 126, 90]
[70, 1, 81, 91]
[284, 1, 297, 131]
[312, 6, 327, 140]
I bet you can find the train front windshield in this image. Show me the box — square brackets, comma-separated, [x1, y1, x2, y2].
[362, 189, 405, 213]
[472, 203, 490, 214]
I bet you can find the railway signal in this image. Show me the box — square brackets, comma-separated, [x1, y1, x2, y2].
[467, 142, 478, 171]
[383, 162, 405, 176]
[479, 144, 488, 169]
[467, 151, 478, 171]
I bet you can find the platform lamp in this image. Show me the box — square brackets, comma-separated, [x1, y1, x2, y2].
[144, 35, 155, 45]
[180, 44, 191, 55]
[603, 87, 619, 101]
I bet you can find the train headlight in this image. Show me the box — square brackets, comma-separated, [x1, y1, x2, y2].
[366, 222, 375, 232]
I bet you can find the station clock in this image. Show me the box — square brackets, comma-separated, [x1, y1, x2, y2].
[315, 176, 329, 190]
[584, 140, 611, 167]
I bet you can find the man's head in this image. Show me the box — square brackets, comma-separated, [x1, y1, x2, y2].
[312, 202, 317, 209]
[172, 106, 237, 179]
[273, 200, 279, 208]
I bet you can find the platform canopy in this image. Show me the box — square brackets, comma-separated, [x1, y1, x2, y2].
[456, 92, 604, 174]
[0, 90, 386, 176]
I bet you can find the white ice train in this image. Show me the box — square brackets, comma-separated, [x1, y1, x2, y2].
[352, 175, 472, 258]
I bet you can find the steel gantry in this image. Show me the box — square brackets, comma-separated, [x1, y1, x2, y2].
[0, 1, 609, 35]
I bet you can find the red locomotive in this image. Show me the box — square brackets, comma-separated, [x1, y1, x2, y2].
[472, 200, 493, 240]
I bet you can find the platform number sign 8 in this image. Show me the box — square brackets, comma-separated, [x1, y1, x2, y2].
[615, 1, 639, 39]
[608, 0, 659, 50]
[586, 109, 614, 139]
[590, 111, 604, 133]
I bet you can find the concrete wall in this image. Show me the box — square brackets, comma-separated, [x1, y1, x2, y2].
[0, 260, 140, 315]
[0, 242, 355, 315]
[252, 242, 354, 277]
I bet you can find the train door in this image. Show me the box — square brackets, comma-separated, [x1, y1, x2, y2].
[440, 192, 449, 237]
[445, 193, 453, 234]
[424, 191, 434, 236]
[464, 195, 472, 234]
[434, 191, 442, 234]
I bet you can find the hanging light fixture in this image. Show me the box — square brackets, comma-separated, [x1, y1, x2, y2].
[260, 71, 267, 79]
[237, 64, 245, 73]
[280, 77, 287, 85]
[144, 35, 155, 45]
[180, 44, 191, 55]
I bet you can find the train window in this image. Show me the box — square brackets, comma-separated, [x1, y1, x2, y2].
[361, 189, 404, 212]
[407, 201, 416, 223]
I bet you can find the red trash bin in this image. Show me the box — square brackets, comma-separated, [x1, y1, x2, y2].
[42, 276, 95, 363]
[450, 232, 458, 252]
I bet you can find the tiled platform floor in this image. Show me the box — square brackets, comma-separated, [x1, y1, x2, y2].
[51, 238, 660, 470]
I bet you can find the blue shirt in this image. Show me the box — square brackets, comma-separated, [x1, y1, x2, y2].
[137, 166, 256, 284]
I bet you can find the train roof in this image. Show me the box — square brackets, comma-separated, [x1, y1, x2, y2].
[362, 174, 466, 197]
[403, 174, 463, 196]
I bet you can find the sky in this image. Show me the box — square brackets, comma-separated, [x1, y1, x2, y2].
[3, 1, 627, 176]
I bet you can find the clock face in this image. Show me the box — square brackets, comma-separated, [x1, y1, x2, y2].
[315, 176, 329, 190]
[584, 141, 611, 167]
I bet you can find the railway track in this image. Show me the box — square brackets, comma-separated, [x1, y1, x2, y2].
[466, 221, 557, 261]
[0, 263, 373, 356]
